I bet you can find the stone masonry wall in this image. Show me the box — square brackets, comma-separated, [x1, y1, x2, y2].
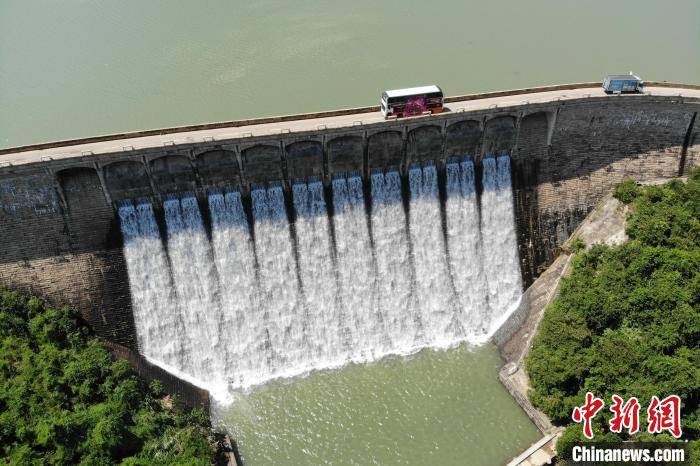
[530, 99, 694, 274]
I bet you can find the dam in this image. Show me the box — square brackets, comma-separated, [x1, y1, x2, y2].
[1, 82, 699, 406]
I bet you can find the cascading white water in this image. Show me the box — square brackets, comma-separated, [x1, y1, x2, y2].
[480, 154, 523, 332]
[118, 201, 186, 368]
[408, 164, 458, 345]
[163, 194, 225, 380]
[291, 179, 341, 366]
[249, 185, 306, 384]
[119, 154, 523, 399]
[370, 169, 418, 353]
[332, 174, 381, 361]
[445, 158, 490, 341]
[208, 191, 260, 388]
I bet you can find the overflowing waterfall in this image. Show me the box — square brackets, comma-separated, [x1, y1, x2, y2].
[408, 164, 459, 345]
[370, 169, 418, 352]
[480, 154, 523, 332]
[118, 155, 523, 400]
[162, 195, 224, 380]
[445, 159, 490, 341]
[249, 185, 305, 384]
[118, 201, 185, 369]
[332, 173, 382, 361]
[292, 179, 341, 366]
[208, 191, 259, 388]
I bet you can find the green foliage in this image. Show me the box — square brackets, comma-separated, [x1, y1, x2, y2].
[556, 423, 623, 463]
[569, 237, 586, 253]
[691, 166, 700, 183]
[527, 176, 700, 447]
[0, 290, 218, 465]
[613, 178, 641, 204]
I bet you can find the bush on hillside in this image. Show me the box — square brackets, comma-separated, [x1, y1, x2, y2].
[613, 178, 641, 204]
[526, 170, 700, 462]
[0, 290, 220, 465]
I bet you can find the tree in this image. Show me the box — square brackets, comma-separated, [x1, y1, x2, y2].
[0, 289, 220, 465]
[527, 171, 700, 457]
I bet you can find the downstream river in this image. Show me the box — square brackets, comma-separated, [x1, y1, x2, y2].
[217, 345, 539, 466]
[1, 0, 698, 149]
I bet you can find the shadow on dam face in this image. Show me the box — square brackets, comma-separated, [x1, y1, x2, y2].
[0, 96, 697, 351]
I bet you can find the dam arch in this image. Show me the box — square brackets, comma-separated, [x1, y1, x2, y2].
[407, 125, 443, 164]
[515, 112, 550, 162]
[483, 115, 517, 155]
[149, 154, 197, 194]
[446, 119, 482, 157]
[104, 160, 153, 200]
[327, 135, 364, 174]
[285, 140, 324, 180]
[368, 130, 403, 169]
[57, 166, 110, 215]
[241, 144, 284, 184]
[195, 149, 241, 188]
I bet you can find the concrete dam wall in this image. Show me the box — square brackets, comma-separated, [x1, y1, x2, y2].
[1, 87, 698, 363]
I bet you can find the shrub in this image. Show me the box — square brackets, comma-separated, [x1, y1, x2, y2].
[527, 175, 700, 450]
[613, 178, 641, 204]
[0, 290, 219, 465]
[569, 237, 586, 253]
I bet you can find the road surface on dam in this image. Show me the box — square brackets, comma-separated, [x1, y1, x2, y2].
[2, 85, 698, 165]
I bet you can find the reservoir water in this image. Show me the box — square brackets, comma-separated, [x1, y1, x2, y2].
[2, 0, 698, 148]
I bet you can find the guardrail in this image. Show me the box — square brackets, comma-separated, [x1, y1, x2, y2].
[1, 81, 698, 156]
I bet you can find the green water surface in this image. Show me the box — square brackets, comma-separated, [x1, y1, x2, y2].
[1, 0, 698, 148]
[218, 344, 540, 465]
